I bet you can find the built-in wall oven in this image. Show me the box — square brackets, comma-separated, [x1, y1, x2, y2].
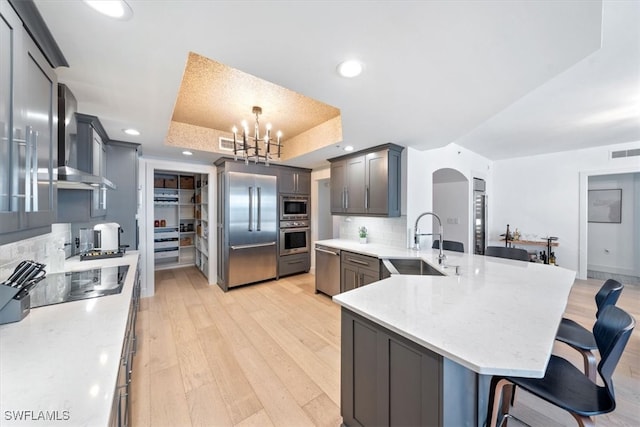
[280, 195, 309, 220]
[279, 220, 310, 256]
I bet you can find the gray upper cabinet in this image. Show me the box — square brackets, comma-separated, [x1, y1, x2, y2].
[0, 1, 58, 244]
[75, 114, 109, 217]
[329, 143, 403, 217]
[278, 167, 311, 194]
[105, 141, 140, 249]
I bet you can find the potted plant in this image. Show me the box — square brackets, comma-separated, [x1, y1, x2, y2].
[359, 226, 368, 244]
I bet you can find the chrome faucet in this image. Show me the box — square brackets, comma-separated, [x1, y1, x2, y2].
[414, 212, 446, 265]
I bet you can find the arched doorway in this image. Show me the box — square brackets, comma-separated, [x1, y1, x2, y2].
[432, 168, 469, 252]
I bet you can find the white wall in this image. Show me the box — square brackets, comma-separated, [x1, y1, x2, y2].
[407, 143, 492, 252]
[587, 172, 640, 277]
[491, 141, 640, 277]
[139, 157, 217, 297]
[310, 168, 331, 270]
[433, 180, 469, 249]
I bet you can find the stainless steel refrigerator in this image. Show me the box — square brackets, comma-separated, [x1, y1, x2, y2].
[225, 171, 277, 288]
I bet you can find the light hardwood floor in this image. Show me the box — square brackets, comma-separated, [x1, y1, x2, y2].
[132, 268, 639, 426]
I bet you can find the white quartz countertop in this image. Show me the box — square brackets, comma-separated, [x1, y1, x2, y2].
[0, 252, 139, 426]
[320, 239, 577, 377]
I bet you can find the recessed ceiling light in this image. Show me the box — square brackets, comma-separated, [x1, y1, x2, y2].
[182, 150, 193, 156]
[83, 0, 133, 20]
[337, 60, 363, 78]
[123, 128, 140, 136]
[344, 145, 355, 152]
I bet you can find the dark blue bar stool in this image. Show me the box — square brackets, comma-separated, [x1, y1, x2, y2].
[487, 305, 635, 427]
[432, 240, 464, 253]
[555, 279, 623, 381]
[485, 246, 529, 261]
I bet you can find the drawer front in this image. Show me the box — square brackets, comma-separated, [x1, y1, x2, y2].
[154, 240, 178, 249]
[279, 253, 310, 277]
[154, 250, 179, 259]
[154, 230, 179, 240]
[341, 251, 379, 273]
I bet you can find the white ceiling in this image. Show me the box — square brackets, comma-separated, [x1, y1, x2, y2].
[33, 0, 640, 169]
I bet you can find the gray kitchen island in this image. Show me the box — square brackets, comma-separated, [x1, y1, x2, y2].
[329, 243, 576, 427]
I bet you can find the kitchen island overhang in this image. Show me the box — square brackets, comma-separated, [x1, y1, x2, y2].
[333, 252, 576, 427]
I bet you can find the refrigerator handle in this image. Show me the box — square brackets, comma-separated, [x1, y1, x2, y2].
[248, 186, 253, 232]
[256, 187, 262, 231]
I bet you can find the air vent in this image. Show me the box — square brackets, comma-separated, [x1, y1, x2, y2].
[611, 148, 640, 159]
[219, 137, 234, 151]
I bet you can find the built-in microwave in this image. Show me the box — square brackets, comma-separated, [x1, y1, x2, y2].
[280, 195, 309, 220]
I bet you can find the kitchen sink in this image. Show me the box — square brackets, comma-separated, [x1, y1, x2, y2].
[381, 258, 444, 276]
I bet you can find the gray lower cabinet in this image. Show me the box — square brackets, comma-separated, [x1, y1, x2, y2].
[0, 1, 58, 244]
[110, 261, 141, 427]
[278, 252, 310, 277]
[341, 251, 380, 292]
[341, 309, 442, 427]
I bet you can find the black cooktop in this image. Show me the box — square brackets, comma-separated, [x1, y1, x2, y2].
[29, 265, 129, 308]
[80, 249, 125, 261]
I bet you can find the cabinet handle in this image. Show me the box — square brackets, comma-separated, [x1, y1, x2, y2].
[101, 186, 107, 209]
[24, 127, 33, 212]
[345, 188, 349, 210]
[248, 187, 253, 231]
[347, 258, 370, 266]
[316, 248, 340, 256]
[256, 187, 262, 231]
[365, 186, 369, 210]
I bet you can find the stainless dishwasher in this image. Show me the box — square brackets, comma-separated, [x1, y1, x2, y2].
[315, 245, 341, 296]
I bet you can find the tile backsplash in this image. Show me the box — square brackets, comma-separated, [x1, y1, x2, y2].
[0, 223, 71, 281]
[338, 216, 408, 249]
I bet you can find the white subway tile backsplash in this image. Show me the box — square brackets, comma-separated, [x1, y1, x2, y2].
[338, 216, 408, 248]
[0, 223, 71, 281]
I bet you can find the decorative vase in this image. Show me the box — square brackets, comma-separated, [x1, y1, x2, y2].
[359, 237, 367, 244]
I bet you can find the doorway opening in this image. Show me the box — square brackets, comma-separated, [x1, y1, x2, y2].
[432, 168, 469, 252]
[586, 172, 639, 284]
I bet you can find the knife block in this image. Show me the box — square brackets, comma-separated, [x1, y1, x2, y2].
[0, 283, 30, 324]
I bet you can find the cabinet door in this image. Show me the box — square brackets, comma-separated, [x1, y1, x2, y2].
[279, 169, 296, 194]
[361, 268, 380, 287]
[346, 155, 366, 213]
[341, 263, 359, 292]
[330, 160, 346, 213]
[91, 139, 107, 217]
[22, 34, 56, 230]
[0, 2, 21, 234]
[365, 150, 389, 215]
[92, 131, 101, 177]
[342, 309, 443, 427]
[296, 171, 311, 194]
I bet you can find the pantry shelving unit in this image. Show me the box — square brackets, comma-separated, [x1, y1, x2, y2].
[194, 175, 209, 278]
[153, 172, 197, 269]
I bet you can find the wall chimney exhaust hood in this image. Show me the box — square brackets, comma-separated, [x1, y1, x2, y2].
[57, 166, 116, 190]
[57, 85, 116, 190]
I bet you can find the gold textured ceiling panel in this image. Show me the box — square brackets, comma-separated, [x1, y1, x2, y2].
[281, 116, 343, 161]
[166, 120, 230, 153]
[171, 52, 341, 144]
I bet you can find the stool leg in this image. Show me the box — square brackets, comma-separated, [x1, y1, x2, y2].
[487, 378, 512, 427]
[571, 413, 595, 427]
[580, 349, 597, 382]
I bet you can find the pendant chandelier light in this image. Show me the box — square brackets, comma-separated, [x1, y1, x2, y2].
[232, 106, 283, 165]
